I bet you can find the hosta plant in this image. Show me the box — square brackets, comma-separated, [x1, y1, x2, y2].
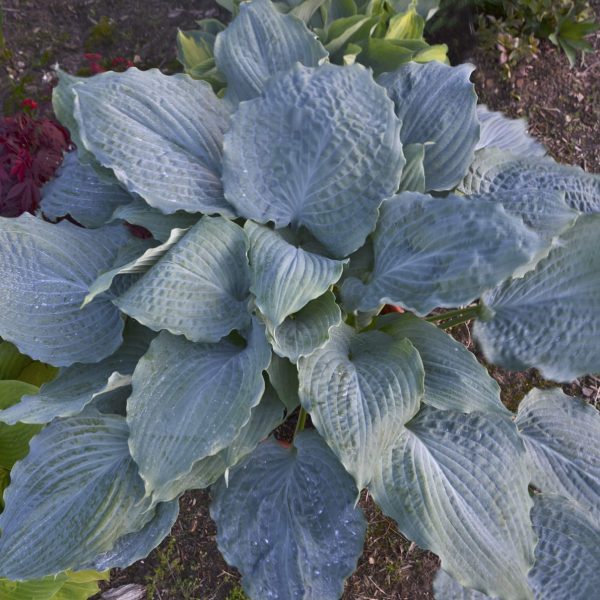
[177, 0, 448, 92]
[0, 0, 599, 598]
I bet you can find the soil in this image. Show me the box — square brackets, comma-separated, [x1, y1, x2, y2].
[0, 1, 598, 599]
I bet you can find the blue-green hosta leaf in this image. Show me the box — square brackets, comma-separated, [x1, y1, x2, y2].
[166, 379, 286, 494]
[530, 494, 600, 599]
[41, 152, 133, 228]
[222, 62, 404, 258]
[462, 148, 600, 213]
[246, 221, 346, 327]
[0, 320, 154, 425]
[267, 354, 300, 413]
[0, 380, 42, 469]
[398, 142, 426, 193]
[127, 319, 270, 503]
[377, 313, 508, 416]
[83, 229, 188, 308]
[110, 198, 199, 242]
[73, 68, 232, 215]
[473, 189, 578, 242]
[475, 105, 546, 158]
[379, 62, 479, 192]
[434, 569, 493, 599]
[0, 413, 152, 580]
[371, 406, 535, 599]
[0, 214, 130, 367]
[116, 216, 251, 343]
[52, 68, 96, 165]
[298, 323, 424, 488]
[341, 193, 544, 315]
[516, 388, 600, 521]
[211, 430, 366, 600]
[474, 214, 600, 381]
[269, 291, 342, 362]
[214, 0, 328, 103]
[85, 499, 179, 571]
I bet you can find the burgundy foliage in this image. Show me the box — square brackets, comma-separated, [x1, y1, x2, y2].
[0, 101, 72, 217]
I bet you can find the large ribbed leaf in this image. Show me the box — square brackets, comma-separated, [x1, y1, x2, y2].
[376, 313, 508, 416]
[473, 190, 578, 241]
[166, 379, 286, 494]
[462, 148, 600, 213]
[0, 413, 151, 580]
[433, 569, 493, 600]
[211, 431, 366, 600]
[214, 0, 328, 103]
[116, 216, 251, 343]
[268, 291, 342, 362]
[73, 68, 232, 215]
[222, 63, 404, 258]
[0, 571, 106, 600]
[41, 152, 133, 228]
[298, 323, 424, 488]
[379, 62, 479, 191]
[85, 499, 179, 571]
[371, 406, 535, 599]
[84, 229, 188, 307]
[341, 193, 544, 315]
[0, 214, 130, 366]
[0, 320, 154, 425]
[474, 214, 600, 381]
[110, 199, 199, 242]
[516, 388, 600, 521]
[246, 221, 345, 327]
[127, 319, 270, 503]
[0, 380, 41, 469]
[475, 105, 546, 157]
[530, 494, 600, 599]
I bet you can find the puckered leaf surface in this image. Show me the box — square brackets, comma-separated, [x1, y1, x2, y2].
[268, 291, 342, 362]
[211, 431, 366, 600]
[516, 388, 600, 521]
[298, 323, 424, 489]
[529, 494, 600, 599]
[475, 105, 546, 158]
[127, 319, 270, 503]
[246, 221, 346, 327]
[214, 0, 328, 103]
[371, 406, 535, 599]
[462, 148, 600, 213]
[115, 216, 251, 343]
[474, 214, 600, 381]
[41, 152, 133, 228]
[0, 214, 130, 366]
[0, 413, 152, 580]
[376, 313, 508, 416]
[73, 68, 232, 215]
[0, 320, 154, 425]
[341, 193, 544, 315]
[379, 61, 479, 191]
[222, 62, 404, 258]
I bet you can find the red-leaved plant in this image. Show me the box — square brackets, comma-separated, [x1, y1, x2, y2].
[0, 100, 71, 217]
